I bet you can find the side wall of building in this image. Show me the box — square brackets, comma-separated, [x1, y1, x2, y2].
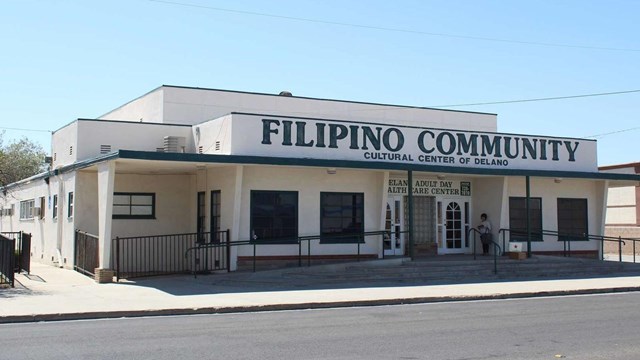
[0, 172, 77, 268]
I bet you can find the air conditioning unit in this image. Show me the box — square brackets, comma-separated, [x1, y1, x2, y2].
[163, 136, 186, 153]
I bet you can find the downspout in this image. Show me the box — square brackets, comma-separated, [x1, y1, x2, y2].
[56, 174, 64, 267]
[408, 170, 414, 260]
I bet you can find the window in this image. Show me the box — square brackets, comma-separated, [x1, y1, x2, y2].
[20, 199, 35, 220]
[557, 198, 588, 241]
[113, 193, 155, 219]
[508, 197, 542, 241]
[321, 192, 364, 243]
[211, 190, 221, 243]
[197, 192, 205, 242]
[67, 192, 74, 218]
[39, 196, 45, 219]
[250, 190, 298, 243]
[52, 195, 58, 219]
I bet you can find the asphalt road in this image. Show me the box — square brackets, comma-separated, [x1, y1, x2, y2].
[2, 292, 640, 360]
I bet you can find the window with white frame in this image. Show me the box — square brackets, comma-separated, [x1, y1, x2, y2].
[20, 199, 35, 220]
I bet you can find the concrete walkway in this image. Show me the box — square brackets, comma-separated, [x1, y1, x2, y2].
[2, 261, 640, 323]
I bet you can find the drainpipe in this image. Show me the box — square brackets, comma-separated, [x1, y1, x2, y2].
[408, 170, 414, 260]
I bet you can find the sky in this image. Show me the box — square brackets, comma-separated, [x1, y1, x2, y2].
[1, 0, 638, 167]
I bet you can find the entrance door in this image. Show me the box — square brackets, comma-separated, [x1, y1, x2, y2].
[197, 191, 205, 243]
[384, 196, 404, 256]
[437, 199, 469, 254]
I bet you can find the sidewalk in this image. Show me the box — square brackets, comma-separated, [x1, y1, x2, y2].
[2, 262, 640, 323]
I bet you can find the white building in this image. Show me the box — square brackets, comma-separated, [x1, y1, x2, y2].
[2, 85, 639, 282]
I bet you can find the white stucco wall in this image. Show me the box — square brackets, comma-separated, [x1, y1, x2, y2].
[472, 177, 506, 250]
[76, 120, 195, 160]
[194, 115, 233, 155]
[51, 121, 78, 168]
[99, 87, 164, 123]
[99, 86, 497, 132]
[0, 171, 77, 268]
[235, 165, 385, 257]
[75, 170, 99, 235]
[110, 173, 193, 239]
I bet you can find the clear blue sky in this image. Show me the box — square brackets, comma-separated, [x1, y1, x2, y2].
[1, 0, 638, 166]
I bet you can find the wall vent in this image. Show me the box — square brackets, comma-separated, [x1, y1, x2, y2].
[54, 153, 57, 161]
[163, 136, 186, 153]
[198, 146, 203, 154]
[100, 145, 112, 154]
[69, 146, 73, 155]
[215, 141, 221, 151]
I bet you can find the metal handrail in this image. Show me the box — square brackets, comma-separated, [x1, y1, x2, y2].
[498, 228, 640, 262]
[185, 230, 393, 276]
[468, 227, 501, 274]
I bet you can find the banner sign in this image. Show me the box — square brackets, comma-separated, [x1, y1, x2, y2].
[229, 114, 598, 172]
[388, 178, 472, 197]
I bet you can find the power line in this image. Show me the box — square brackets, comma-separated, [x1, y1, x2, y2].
[428, 89, 640, 108]
[0, 126, 52, 133]
[146, 0, 640, 52]
[584, 126, 640, 139]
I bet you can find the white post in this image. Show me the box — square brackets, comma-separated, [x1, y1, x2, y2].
[230, 165, 244, 271]
[97, 162, 115, 280]
[379, 171, 390, 258]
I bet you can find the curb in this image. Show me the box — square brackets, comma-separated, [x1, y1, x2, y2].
[2, 286, 640, 324]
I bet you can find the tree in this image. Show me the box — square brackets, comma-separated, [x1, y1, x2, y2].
[0, 132, 48, 187]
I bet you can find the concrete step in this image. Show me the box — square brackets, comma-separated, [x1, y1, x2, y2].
[277, 256, 640, 284]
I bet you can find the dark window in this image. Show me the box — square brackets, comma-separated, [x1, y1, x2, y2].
[197, 192, 206, 242]
[113, 193, 156, 219]
[210, 190, 221, 243]
[557, 198, 588, 241]
[67, 192, 74, 218]
[250, 191, 298, 243]
[509, 197, 542, 241]
[52, 195, 58, 219]
[321, 192, 364, 243]
[39, 196, 45, 219]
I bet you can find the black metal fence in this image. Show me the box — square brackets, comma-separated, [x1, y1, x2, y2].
[0, 234, 15, 287]
[113, 230, 230, 281]
[1, 231, 31, 274]
[75, 230, 99, 277]
[186, 230, 391, 275]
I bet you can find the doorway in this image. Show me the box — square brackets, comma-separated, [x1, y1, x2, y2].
[384, 196, 404, 256]
[437, 199, 470, 254]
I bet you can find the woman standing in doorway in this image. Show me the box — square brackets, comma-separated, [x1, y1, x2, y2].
[478, 213, 492, 255]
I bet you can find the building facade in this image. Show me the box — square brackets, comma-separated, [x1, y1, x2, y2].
[600, 162, 640, 255]
[2, 85, 639, 280]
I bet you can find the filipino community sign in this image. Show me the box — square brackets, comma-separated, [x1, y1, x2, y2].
[230, 114, 598, 172]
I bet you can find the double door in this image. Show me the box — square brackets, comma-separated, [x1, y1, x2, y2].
[385, 197, 470, 255]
